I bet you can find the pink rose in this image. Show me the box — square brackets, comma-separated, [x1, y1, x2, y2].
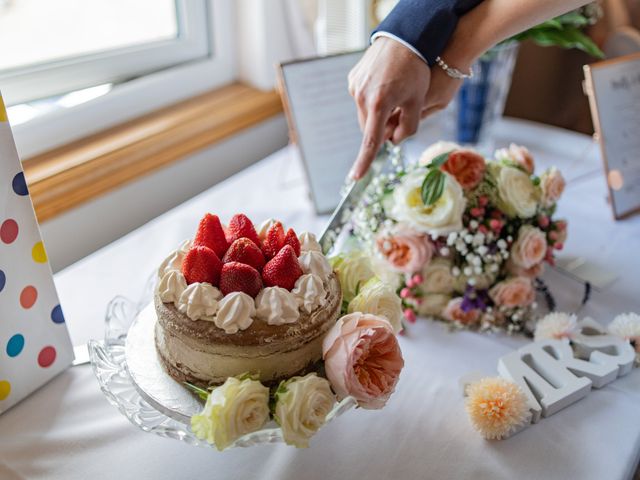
[489, 277, 535, 308]
[540, 167, 565, 207]
[376, 226, 434, 273]
[441, 149, 486, 190]
[510, 225, 547, 269]
[553, 219, 568, 244]
[442, 298, 481, 325]
[496, 144, 535, 175]
[322, 313, 404, 409]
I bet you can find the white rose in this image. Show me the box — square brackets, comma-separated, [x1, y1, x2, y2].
[420, 258, 455, 294]
[418, 141, 461, 166]
[274, 373, 336, 448]
[391, 170, 466, 236]
[330, 251, 375, 302]
[191, 377, 270, 451]
[496, 166, 538, 218]
[348, 278, 404, 333]
[416, 293, 451, 317]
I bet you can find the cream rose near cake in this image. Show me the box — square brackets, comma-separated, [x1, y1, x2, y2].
[154, 213, 342, 387]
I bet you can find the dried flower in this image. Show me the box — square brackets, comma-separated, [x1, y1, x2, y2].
[465, 377, 529, 440]
[608, 313, 640, 352]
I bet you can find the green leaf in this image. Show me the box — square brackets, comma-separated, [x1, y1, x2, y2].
[421, 170, 446, 206]
[429, 151, 453, 169]
[184, 382, 210, 401]
[555, 11, 590, 27]
[516, 26, 604, 58]
[532, 18, 563, 31]
[236, 372, 260, 382]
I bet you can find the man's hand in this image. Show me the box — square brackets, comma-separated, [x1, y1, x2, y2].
[348, 37, 431, 179]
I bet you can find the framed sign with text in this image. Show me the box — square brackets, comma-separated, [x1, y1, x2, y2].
[584, 52, 640, 219]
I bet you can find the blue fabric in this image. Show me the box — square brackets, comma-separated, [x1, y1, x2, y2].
[373, 0, 484, 65]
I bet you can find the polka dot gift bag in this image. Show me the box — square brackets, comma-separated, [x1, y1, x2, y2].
[0, 94, 73, 414]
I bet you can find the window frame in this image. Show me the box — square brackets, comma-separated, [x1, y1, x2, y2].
[11, 0, 236, 159]
[0, 0, 210, 106]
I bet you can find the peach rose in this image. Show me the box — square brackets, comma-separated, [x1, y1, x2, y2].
[495, 143, 535, 174]
[322, 312, 404, 410]
[376, 226, 434, 273]
[540, 167, 565, 207]
[510, 225, 547, 269]
[441, 149, 486, 190]
[442, 298, 481, 325]
[506, 259, 545, 279]
[489, 277, 535, 308]
[555, 220, 568, 244]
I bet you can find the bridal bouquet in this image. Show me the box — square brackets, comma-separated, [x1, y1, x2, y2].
[342, 141, 567, 334]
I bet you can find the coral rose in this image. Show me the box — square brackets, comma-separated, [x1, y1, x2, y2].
[441, 149, 486, 190]
[442, 297, 481, 325]
[376, 225, 434, 273]
[510, 225, 548, 269]
[489, 277, 535, 308]
[322, 312, 404, 409]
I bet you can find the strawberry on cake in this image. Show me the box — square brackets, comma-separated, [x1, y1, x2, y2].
[154, 213, 342, 388]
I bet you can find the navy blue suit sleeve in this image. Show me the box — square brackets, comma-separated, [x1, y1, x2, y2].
[373, 0, 484, 65]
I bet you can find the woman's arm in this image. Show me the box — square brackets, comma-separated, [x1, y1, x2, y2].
[419, 0, 593, 119]
[441, 0, 594, 70]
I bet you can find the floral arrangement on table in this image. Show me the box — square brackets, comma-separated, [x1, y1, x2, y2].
[341, 141, 568, 335]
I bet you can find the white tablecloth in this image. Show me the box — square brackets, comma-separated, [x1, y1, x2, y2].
[1, 118, 639, 480]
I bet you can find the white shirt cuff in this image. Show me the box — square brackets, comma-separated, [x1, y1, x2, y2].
[371, 31, 428, 65]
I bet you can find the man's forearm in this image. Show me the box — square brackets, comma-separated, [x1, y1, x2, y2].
[373, 0, 485, 65]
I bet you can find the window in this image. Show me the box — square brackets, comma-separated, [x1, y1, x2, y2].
[3, 0, 235, 158]
[0, 0, 210, 105]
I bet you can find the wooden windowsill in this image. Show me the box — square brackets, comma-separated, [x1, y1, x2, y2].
[23, 82, 283, 222]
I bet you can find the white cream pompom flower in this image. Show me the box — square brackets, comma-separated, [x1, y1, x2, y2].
[534, 312, 578, 341]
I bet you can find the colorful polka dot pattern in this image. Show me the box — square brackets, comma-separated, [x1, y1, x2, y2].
[1, 106, 73, 410]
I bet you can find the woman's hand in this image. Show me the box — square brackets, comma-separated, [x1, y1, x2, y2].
[420, 66, 462, 119]
[348, 36, 431, 179]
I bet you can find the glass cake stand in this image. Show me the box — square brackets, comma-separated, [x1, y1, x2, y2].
[88, 275, 356, 450]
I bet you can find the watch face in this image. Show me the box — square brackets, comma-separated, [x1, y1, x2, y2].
[371, 0, 398, 24]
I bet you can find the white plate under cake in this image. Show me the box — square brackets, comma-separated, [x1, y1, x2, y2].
[154, 213, 342, 388]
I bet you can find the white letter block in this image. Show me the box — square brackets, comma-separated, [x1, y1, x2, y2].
[499, 339, 619, 419]
[572, 317, 636, 376]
